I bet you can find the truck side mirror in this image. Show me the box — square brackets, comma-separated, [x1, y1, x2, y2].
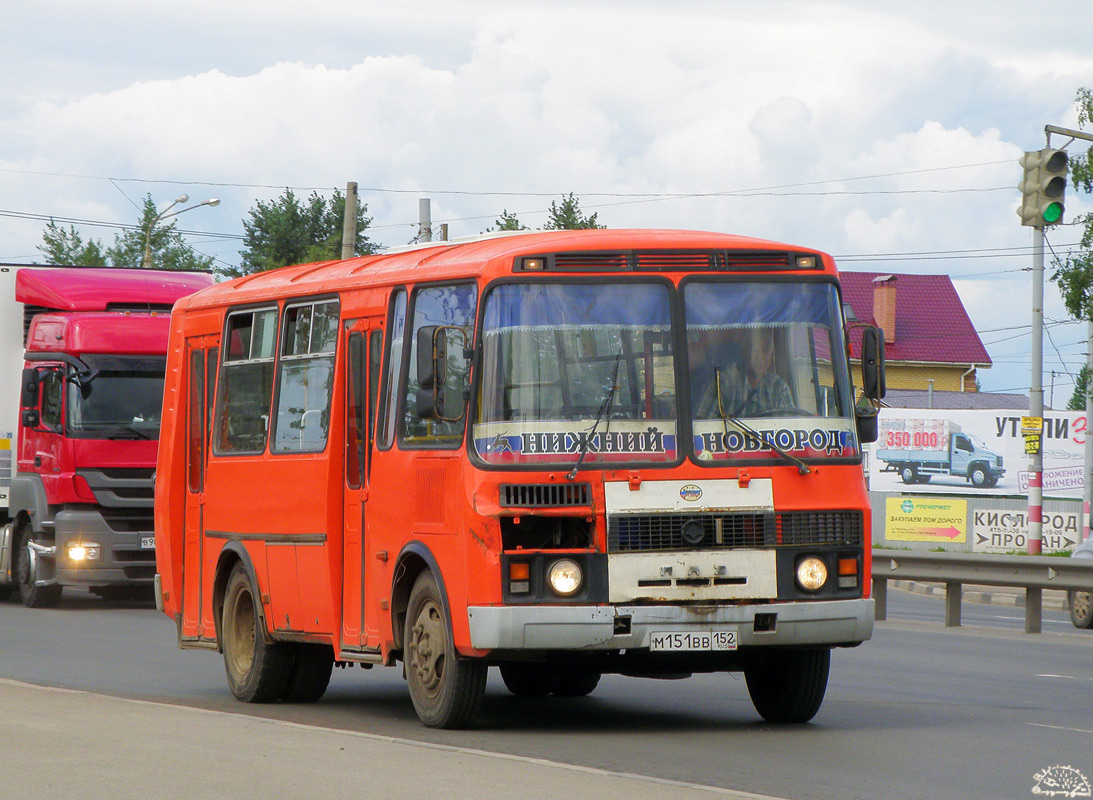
[21, 367, 40, 407]
[21, 408, 40, 429]
[861, 327, 886, 401]
[855, 404, 878, 444]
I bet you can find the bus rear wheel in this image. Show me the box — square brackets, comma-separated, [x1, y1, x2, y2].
[221, 563, 291, 703]
[281, 643, 335, 703]
[744, 649, 830, 723]
[404, 571, 486, 728]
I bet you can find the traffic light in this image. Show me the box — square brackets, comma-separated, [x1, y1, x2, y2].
[1018, 148, 1068, 227]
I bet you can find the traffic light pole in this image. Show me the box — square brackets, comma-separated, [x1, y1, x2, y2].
[1028, 224, 1044, 554]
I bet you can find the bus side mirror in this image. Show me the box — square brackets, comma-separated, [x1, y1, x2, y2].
[855, 402, 878, 444]
[416, 326, 447, 390]
[416, 326, 466, 422]
[861, 327, 886, 401]
[21, 368, 40, 407]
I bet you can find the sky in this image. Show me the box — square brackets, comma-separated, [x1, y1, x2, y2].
[3, 0, 1093, 400]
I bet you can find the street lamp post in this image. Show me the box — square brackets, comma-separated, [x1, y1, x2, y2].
[141, 193, 220, 269]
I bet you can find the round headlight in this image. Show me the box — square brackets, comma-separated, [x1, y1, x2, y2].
[796, 557, 828, 592]
[548, 559, 583, 596]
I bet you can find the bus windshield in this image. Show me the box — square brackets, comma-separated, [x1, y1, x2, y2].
[472, 279, 859, 468]
[66, 354, 167, 440]
[474, 282, 677, 466]
[684, 280, 858, 462]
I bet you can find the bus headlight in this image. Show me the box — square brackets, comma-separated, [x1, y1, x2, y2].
[795, 556, 828, 592]
[548, 559, 583, 597]
[67, 542, 102, 562]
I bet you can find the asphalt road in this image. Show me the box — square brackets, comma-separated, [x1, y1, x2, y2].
[1, 588, 1091, 800]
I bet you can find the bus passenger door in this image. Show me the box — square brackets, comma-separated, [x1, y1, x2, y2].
[182, 337, 218, 639]
[342, 321, 383, 650]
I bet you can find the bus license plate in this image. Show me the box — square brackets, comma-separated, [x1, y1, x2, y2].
[140, 536, 156, 550]
[649, 631, 737, 652]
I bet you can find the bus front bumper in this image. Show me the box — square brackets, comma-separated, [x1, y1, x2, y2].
[467, 598, 874, 651]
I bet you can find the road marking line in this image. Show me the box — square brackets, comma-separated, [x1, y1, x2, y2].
[1028, 722, 1093, 735]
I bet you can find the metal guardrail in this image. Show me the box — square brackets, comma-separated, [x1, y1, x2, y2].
[872, 548, 1093, 633]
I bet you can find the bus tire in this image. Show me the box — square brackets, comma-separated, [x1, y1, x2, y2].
[281, 643, 335, 703]
[404, 571, 486, 728]
[1070, 591, 1093, 629]
[499, 663, 560, 697]
[221, 562, 292, 703]
[553, 669, 601, 697]
[15, 530, 62, 609]
[744, 649, 829, 724]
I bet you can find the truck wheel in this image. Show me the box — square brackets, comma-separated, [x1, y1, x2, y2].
[221, 562, 292, 703]
[1070, 591, 1093, 629]
[744, 649, 829, 724]
[500, 663, 560, 697]
[404, 571, 486, 728]
[281, 643, 335, 703]
[15, 530, 62, 609]
[969, 465, 989, 488]
[900, 465, 917, 484]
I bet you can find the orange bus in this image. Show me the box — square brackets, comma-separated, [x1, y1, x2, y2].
[154, 229, 885, 728]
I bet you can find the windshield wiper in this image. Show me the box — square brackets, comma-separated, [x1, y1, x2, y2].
[566, 353, 622, 482]
[106, 424, 153, 440]
[715, 367, 811, 475]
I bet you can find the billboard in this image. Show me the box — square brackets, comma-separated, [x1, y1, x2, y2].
[868, 408, 1088, 499]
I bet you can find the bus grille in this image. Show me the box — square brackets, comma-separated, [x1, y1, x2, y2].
[608, 510, 863, 552]
[500, 483, 592, 508]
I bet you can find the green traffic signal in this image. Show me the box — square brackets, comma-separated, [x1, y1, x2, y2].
[1017, 147, 1069, 228]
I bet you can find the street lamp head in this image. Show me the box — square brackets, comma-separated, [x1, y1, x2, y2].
[175, 193, 190, 205]
[205, 198, 221, 208]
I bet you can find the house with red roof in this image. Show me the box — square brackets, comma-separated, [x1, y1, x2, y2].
[839, 271, 992, 396]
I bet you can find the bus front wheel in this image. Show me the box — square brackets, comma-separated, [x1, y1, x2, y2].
[221, 563, 291, 703]
[404, 571, 487, 728]
[744, 649, 830, 723]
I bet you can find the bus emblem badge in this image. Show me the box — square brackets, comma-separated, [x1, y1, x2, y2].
[680, 484, 702, 502]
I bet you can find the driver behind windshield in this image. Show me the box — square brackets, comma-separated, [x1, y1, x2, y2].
[741, 328, 793, 416]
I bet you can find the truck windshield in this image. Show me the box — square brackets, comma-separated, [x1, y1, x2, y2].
[474, 282, 677, 466]
[66, 355, 167, 440]
[683, 280, 858, 462]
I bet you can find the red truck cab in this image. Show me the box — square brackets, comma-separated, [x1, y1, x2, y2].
[1, 267, 213, 607]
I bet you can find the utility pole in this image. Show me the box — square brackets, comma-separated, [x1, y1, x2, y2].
[1086, 321, 1093, 544]
[418, 198, 432, 243]
[341, 182, 358, 260]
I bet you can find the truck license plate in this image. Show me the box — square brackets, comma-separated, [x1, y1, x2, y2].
[140, 536, 156, 550]
[649, 631, 737, 652]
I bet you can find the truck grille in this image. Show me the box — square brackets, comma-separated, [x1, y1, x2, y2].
[608, 510, 863, 553]
[77, 468, 155, 508]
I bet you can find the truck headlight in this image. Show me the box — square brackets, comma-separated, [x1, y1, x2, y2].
[795, 556, 828, 592]
[548, 559, 583, 597]
[67, 542, 102, 562]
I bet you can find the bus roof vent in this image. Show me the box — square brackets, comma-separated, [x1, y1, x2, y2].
[500, 483, 592, 508]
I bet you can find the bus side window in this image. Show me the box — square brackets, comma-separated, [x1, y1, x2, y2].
[401, 283, 477, 448]
[272, 299, 339, 453]
[214, 307, 278, 455]
[377, 289, 407, 450]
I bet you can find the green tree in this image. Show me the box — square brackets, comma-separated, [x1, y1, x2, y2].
[1051, 88, 1093, 322]
[543, 193, 604, 230]
[488, 210, 528, 232]
[37, 220, 107, 266]
[1068, 365, 1090, 411]
[107, 195, 217, 272]
[229, 188, 376, 279]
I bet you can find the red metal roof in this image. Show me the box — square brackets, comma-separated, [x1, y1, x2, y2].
[839, 271, 991, 366]
[15, 267, 213, 310]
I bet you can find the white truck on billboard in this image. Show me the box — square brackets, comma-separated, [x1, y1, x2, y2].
[876, 417, 1005, 488]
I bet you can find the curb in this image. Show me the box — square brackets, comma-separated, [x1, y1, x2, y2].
[889, 579, 1070, 611]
